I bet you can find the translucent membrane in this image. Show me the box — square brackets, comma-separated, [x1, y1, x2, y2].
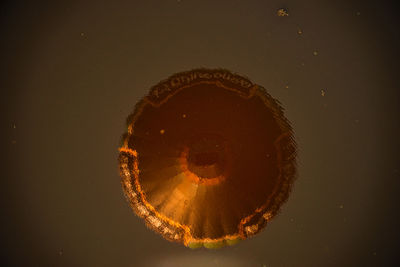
[119, 69, 297, 248]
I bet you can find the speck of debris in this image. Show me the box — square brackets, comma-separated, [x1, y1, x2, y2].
[297, 28, 303, 35]
[321, 89, 325, 96]
[182, 114, 187, 118]
[80, 32, 85, 36]
[160, 129, 165, 135]
[13, 123, 16, 129]
[339, 204, 344, 209]
[313, 51, 319, 56]
[11, 140, 17, 144]
[372, 252, 377, 256]
[277, 8, 289, 17]
[285, 85, 289, 89]
[356, 11, 361, 16]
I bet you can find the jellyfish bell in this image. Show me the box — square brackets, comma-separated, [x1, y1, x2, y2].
[118, 69, 297, 248]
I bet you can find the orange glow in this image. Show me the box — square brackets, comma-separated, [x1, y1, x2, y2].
[118, 68, 297, 248]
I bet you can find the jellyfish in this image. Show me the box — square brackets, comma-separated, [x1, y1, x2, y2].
[118, 69, 297, 248]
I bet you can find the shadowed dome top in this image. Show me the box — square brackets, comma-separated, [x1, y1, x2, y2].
[118, 69, 296, 248]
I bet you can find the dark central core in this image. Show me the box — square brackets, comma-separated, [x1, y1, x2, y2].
[186, 134, 229, 179]
[193, 152, 219, 166]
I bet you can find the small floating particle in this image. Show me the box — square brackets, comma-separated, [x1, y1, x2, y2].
[80, 32, 85, 36]
[321, 89, 325, 96]
[11, 140, 17, 144]
[277, 8, 289, 17]
[160, 129, 165, 134]
[356, 11, 361, 16]
[182, 114, 187, 118]
[297, 28, 303, 35]
[339, 204, 344, 209]
[313, 51, 318, 56]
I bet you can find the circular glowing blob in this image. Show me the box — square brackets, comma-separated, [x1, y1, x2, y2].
[118, 69, 297, 248]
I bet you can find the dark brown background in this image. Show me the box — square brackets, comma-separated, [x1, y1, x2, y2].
[2, 0, 399, 266]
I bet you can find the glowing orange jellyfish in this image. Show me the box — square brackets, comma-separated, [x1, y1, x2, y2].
[118, 69, 296, 248]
